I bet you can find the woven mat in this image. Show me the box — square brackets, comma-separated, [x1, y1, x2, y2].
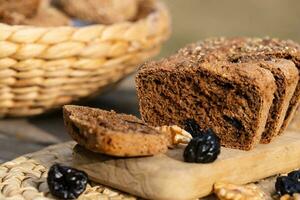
[0, 142, 137, 200]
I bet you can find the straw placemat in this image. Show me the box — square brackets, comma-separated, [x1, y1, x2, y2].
[0, 142, 137, 200]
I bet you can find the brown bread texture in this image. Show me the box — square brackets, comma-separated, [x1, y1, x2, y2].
[257, 60, 298, 143]
[136, 37, 300, 150]
[0, 0, 40, 18]
[0, 0, 70, 26]
[186, 38, 300, 137]
[55, 0, 139, 24]
[63, 105, 168, 157]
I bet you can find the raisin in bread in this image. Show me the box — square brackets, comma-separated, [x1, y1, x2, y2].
[63, 105, 168, 157]
[136, 37, 300, 150]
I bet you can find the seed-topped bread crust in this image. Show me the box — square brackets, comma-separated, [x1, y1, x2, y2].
[136, 37, 300, 150]
[63, 105, 169, 157]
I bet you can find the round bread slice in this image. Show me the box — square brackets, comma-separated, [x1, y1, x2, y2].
[63, 105, 169, 157]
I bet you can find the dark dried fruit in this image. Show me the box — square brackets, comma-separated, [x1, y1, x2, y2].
[183, 128, 220, 163]
[183, 119, 202, 137]
[47, 164, 88, 199]
[275, 176, 300, 196]
[288, 170, 300, 181]
[223, 115, 244, 130]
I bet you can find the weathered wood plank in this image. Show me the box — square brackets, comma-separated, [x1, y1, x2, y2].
[0, 119, 60, 144]
[73, 130, 300, 200]
[0, 134, 46, 163]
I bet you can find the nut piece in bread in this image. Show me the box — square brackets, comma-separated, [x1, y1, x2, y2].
[214, 182, 267, 200]
[280, 194, 300, 200]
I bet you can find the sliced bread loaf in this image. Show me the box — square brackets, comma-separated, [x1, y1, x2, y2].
[136, 56, 276, 150]
[217, 38, 300, 137]
[194, 37, 300, 138]
[136, 37, 300, 150]
[63, 105, 169, 157]
[256, 60, 298, 143]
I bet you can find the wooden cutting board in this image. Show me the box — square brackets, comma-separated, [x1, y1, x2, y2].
[72, 130, 300, 200]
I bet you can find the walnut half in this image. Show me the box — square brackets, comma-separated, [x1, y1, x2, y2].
[156, 125, 192, 147]
[280, 194, 300, 200]
[214, 182, 267, 200]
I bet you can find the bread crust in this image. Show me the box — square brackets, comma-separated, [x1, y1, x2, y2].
[259, 60, 299, 143]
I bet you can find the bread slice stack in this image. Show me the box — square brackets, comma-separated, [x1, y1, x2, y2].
[63, 105, 169, 157]
[136, 37, 300, 150]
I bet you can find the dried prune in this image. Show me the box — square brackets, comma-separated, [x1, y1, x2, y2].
[47, 164, 88, 199]
[183, 119, 202, 137]
[288, 170, 300, 181]
[223, 115, 244, 130]
[275, 176, 300, 196]
[183, 128, 220, 163]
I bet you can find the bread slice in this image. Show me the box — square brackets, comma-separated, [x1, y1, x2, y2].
[221, 38, 300, 137]
[256, 60, 298, 143]
[199, 37, 300, 137]
[231, 59, 299, 143]
[136, 55, 276, 150]
[63, 105, 168, 157]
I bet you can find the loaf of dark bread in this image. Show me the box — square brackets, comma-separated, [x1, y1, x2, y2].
[136, 37, 300, 150]
[63, 105, 169, 157]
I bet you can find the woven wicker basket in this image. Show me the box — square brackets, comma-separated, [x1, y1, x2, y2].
[0, 0, 170, 117]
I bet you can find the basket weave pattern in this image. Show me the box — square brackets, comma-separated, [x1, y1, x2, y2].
[0, 1, 170, 117]
[0, 142, 137, 200]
